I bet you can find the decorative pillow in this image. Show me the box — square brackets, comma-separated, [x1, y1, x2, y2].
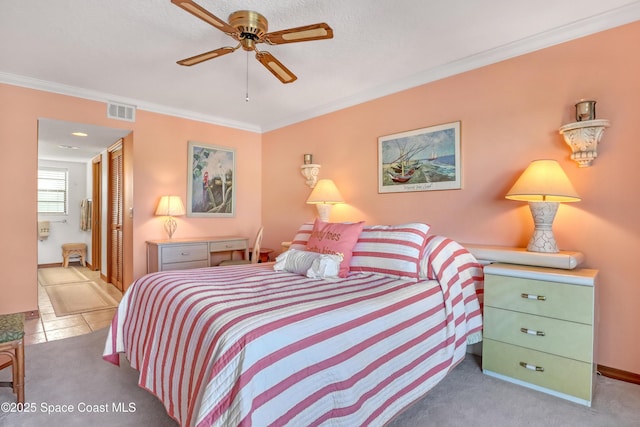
[288, 222, 314, 251]
[349, 222, 431, 280]
[306, 219, 365, 277]
[306, 253, 342, 279]
[273, 249, 342, 278]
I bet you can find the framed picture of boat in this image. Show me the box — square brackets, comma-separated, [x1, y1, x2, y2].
[187, 141, 235, 217]
[378, 121, 461, 193]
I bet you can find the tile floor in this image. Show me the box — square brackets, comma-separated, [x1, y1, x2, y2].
[25, 264, 122, 345]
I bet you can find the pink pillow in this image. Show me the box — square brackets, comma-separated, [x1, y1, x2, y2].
[306, 219, 365, 277]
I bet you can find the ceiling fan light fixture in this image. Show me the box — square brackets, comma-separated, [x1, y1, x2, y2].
[172, 0, 333, 83]
[229, 10, 268, 39]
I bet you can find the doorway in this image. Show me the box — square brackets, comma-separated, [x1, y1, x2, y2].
[34, 119, 132, 344]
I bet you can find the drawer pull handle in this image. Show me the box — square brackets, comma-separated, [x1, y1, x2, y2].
[520, 327, 545, 336]
[521, 293, 546, 301]
[181, 252, 190, 256]
[520, 362, 544, 372]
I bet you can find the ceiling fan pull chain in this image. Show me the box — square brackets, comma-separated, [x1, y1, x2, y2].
[245, 51, 250, 102]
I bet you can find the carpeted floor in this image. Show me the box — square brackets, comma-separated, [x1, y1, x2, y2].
[1, 328, 639, 426]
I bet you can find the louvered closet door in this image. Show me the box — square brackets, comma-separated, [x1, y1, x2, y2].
[109, 142, 124, 291]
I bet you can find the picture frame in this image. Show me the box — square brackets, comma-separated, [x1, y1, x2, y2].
[187, 141, 236, 217]
[378, 121, 461, 193]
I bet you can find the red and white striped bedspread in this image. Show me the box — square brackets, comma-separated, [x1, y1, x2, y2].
[103, 242, 483, 427]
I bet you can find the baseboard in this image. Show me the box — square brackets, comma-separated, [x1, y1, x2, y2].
[38, 261, 92, 269]
[24, 310, 40, 320]
[37, 262, 63, 268]
[598, 364, 640, 385]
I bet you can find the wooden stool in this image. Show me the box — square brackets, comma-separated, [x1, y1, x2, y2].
[61, 243, 87, 268]
[0, 313, 25, 403]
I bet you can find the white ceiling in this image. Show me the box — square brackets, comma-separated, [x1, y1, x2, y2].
[37, 118, 131, 162]
[4, 1, 640, 161]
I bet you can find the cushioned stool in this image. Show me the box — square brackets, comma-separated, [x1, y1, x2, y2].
[61, 243, 87, 268]
[0, 313, 25, 403]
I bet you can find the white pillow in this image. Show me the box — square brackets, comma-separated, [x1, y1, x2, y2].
[274, 249, 342, 278]
[306, 253, 342, 279]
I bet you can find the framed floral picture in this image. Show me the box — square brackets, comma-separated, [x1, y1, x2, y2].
[187, 141, 235, 217]
[378, 121, 461, 193]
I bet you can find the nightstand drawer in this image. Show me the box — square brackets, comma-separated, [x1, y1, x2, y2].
[484, 307, 593, 362]
[161, 243, 209, 263]
[485, 274, 593, 324]
[209, 240, 246, 252]
[483, 339, 593, 402]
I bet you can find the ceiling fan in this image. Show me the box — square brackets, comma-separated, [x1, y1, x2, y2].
[171, 0, 334, 84]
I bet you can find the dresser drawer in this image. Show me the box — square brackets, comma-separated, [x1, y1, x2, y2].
[161, 243, 209, 263]
[484, 307, 593, 362]
[483, 339, 593, 402]
[162, 260, 209, 271]
[209, 240, 246, 252]
[485, 274, 593, 324]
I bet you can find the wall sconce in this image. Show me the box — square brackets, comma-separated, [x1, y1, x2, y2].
[306, 179, 345, 222]
[155, 195, 186, 239]
[505, 160, 581, 253]
[300, 154, 321, 188]
[559, 100, 610, 167]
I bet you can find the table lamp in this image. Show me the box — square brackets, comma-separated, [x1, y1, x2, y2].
[505, 160, 580, 253]
[306, 179, 344, 222]
[155, 195, 186, 239]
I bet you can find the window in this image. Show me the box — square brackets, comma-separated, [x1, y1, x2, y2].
[38, 167, 68, 214]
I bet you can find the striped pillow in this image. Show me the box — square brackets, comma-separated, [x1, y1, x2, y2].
[349, 223, 431, 280]
[288, 222, 314, 251]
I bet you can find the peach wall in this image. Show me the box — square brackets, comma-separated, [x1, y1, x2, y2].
[1, 21, 638, 375]
[262, 21, 640, 374]
[0, 84, 261, 313]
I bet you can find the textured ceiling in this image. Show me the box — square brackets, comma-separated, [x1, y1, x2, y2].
[3, 1, 640, 160]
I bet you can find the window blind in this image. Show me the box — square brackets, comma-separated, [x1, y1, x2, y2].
[38, 168, 68, 214]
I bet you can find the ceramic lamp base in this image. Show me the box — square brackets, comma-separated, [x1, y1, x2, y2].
[164, 216, 177, 239]
[527, 201, 559, 253]
[315, 204, 332, 222]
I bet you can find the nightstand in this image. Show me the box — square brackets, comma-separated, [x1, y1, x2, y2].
[482, 262, 598, 406]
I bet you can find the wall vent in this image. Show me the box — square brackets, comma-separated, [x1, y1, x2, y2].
[107, 102, 136, 122]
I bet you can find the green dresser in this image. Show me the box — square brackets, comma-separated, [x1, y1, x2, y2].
[482, 263, 598, 406]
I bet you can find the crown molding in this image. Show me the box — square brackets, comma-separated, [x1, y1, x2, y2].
[262, 2, 640, 132]
[0, 72, 261, 134]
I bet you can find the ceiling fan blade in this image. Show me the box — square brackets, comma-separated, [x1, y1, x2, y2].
[177, 47, 236, 66]
[265, 23, 333, 44]
[255, 51, 297, 84]
[171, 0, 237, 35]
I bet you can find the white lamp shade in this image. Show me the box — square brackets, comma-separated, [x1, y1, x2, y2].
[155, 195, 186, 216]
[306, 179, 345, 204]
[505, 160, 581, 203]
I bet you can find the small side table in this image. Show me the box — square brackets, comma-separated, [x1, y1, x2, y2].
[250, 248, 274, 263]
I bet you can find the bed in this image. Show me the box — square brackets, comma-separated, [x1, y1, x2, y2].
[103, 222, 483, 427]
